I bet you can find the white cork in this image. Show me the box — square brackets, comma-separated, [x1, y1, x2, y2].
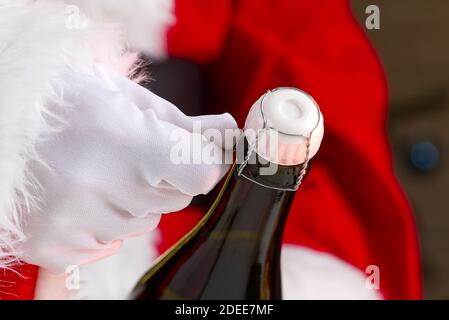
[244, 88, 324, 166]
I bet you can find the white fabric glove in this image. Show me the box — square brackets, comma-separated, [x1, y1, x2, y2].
[19, 64, 237, 274]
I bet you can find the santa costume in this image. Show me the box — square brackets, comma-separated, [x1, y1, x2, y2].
[0, 0, 421, 300]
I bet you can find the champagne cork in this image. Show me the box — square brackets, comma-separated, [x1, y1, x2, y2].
[244, 88, 324, 166]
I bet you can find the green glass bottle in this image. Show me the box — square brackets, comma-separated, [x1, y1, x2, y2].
[130, 88, 323, 300]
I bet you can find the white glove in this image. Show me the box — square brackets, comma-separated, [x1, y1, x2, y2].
[19, 64, 237, 274]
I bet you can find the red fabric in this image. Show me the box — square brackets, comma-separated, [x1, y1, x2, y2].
[162, 0, 422, 299]
[0, 263, 38, 300]
[157, 207, 203, 254]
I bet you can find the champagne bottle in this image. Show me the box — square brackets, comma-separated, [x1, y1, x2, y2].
[130, 88, 324, 300]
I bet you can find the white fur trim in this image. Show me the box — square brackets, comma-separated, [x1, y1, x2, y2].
[60, 0, 176, 59]
[282, 244, 382, 299]
[0, 0, 137, 268]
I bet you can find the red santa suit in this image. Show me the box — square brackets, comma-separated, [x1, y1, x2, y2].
[0, 0, 421, 300]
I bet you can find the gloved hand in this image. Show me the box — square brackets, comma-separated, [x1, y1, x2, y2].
[19, 64, 237, 274]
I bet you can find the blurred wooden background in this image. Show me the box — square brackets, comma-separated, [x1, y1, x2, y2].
[351, 0, 449, 299]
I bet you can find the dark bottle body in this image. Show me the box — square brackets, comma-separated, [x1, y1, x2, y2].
[130, 156, 306, 300]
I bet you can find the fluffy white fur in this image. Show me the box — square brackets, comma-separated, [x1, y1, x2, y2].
[0, 0, 174, 270]
[60, 0, 176, 59]
[0, 0, 88, 267]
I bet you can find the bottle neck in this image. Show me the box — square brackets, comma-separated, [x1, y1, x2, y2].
[196, 160, 303, 299]
[239, 158, 307, 190]
[220, 160, 302, 238]
[235, 136, 309, 191]
[204, 146, 308, 240]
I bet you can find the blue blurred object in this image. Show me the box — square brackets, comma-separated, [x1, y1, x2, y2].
[409, 141, 440, 172]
